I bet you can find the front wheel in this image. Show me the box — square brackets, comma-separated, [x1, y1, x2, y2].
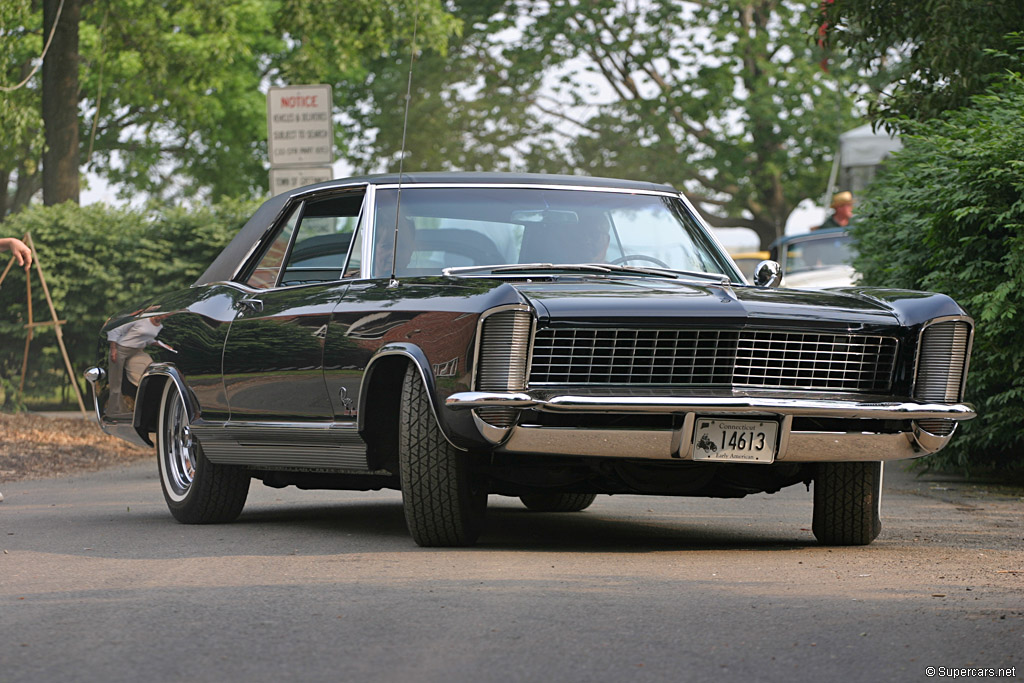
[520, 492, 597, 512]
[157, 381, 249, 524]
[812, 462, 882, 546]
[399, 364, 486, 547]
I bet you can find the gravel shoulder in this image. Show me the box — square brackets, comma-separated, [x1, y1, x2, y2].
[0, 411, 150, 483]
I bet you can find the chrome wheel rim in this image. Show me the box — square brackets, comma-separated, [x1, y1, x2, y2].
[163, 390, 196, 496]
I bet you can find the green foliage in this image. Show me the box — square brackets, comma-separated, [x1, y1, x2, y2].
[345, 1, 863, 249]
[1, 0, 457, 208]
[338, 0, 536, 173]
[851, 70, 1024, 473]
[0, 199, 259, 402]
[821, 1, 1024, 123]
[529, 0, 864, 247]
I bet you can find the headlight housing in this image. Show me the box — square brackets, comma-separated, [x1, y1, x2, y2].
[473, 306, 533, 427]
[914, 318, 972, 436]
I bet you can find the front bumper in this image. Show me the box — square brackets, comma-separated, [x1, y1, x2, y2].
[445, 391, 976, 461]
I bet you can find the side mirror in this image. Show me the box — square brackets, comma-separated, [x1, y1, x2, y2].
[753, 260, 782, 288]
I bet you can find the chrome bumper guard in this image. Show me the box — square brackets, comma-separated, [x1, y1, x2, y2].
[445, 391, 976, 461]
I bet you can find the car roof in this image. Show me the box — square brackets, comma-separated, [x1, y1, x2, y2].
[196, 172, 680, 286]
[296, 171, 677, 194]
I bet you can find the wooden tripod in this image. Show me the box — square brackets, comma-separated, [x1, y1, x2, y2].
[0, 232, 87, 415]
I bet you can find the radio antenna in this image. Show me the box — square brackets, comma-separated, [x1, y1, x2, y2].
[388, 11, 419, 288]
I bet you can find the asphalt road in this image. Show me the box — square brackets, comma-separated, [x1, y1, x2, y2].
[1, 459, 1021, 683]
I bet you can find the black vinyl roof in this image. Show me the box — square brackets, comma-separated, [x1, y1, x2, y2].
[194, 172, 679, 286]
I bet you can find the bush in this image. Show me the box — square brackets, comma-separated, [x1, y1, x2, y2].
[852, 71, 1024, 473]
[0, 198, 260, 404]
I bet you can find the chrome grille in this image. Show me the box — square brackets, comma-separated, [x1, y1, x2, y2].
[915, 320, 971, 435]
[530, 327, 898, 393]
[475, 308, 533, 427]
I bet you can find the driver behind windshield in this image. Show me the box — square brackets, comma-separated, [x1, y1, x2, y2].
[531, 212, 611, 264]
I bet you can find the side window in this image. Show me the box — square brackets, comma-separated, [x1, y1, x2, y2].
[279, 193, 365, 286]
[245, 205, 300, 289]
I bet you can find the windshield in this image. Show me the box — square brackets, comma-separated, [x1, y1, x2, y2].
[784, 233, 855, 275]
[370, 187, 738, 280]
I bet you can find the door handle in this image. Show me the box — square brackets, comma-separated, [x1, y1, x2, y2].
[240, 298, 263, 313]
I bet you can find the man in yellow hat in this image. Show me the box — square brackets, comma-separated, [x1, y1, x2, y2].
[816, 191, 854, 230]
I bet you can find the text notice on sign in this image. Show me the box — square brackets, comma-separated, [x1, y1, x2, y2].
[267, 85, 333, 167]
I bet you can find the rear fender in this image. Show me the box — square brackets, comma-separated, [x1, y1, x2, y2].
[135, 363, 199, 446]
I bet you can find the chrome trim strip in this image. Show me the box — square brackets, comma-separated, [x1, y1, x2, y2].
[445, 391, 976, 420]
[372, 182, 679, 197]
[361, 184, 376, 279]
[528, 327, 899, 393]
[138, 364, 200, 424]
[449, 391, 536, 407]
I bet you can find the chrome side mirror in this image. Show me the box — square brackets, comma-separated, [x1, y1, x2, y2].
[753, 260, 782, 288]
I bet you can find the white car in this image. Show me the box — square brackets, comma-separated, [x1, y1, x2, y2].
[769, 228, 856, 289]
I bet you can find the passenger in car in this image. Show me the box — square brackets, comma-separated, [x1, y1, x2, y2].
[373, 217, 417, 277]
[519, 212, 611, 264]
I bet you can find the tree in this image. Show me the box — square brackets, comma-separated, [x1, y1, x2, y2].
[42, 0, 81, 205]
[0, 0, 45, 216]
[527, 0, 866, 248]
[820, 0, 1024, 123]
[337, 0, 541, 174]
[343, 1, 864, 249]
[850, 66, 1024, 472]
[0, 0, 457, 214]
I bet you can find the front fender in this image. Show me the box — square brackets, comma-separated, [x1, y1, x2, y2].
[359, 343, 474, 452]
[830, 287, 969, 327]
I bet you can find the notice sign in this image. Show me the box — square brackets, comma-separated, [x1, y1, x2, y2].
[267, 84, 333, 166]
[270, 166, 334, 195]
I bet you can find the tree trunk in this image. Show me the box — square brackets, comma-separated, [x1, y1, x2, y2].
[42, 0, 81, 206]
[0, 169, 9, 220]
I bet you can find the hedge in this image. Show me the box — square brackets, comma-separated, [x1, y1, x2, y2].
[0, 198, 260, 404]
[851, 70, 1024, 473]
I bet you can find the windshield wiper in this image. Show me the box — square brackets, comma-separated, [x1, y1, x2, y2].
[443, 262, 731, 283]
[593, 263, 731, 283]
[443, 263, 613, 275]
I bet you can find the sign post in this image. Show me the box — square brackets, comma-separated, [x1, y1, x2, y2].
[267, 84, 334, 194]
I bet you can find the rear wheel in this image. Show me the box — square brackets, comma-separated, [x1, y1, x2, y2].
[399, 364, 486, 547]
[812, 461, 882, 545]
[157, 381, 249, 523]
[520, 492, 597, 512]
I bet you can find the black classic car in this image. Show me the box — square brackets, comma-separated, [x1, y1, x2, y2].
[85, 172, 975, 547]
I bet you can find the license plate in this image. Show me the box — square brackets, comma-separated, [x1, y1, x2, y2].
[692, 419, 778, 464]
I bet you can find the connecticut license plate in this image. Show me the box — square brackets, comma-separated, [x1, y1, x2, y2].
[692, 419, 779, 464]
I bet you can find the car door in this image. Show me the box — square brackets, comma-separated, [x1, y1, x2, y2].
[221, 190, 365, 423]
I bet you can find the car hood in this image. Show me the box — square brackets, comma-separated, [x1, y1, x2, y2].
[510, 277, 900, 328]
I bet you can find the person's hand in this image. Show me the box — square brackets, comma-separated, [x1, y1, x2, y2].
[110, 343, 118, 363]
[1, 237, 32, 270]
